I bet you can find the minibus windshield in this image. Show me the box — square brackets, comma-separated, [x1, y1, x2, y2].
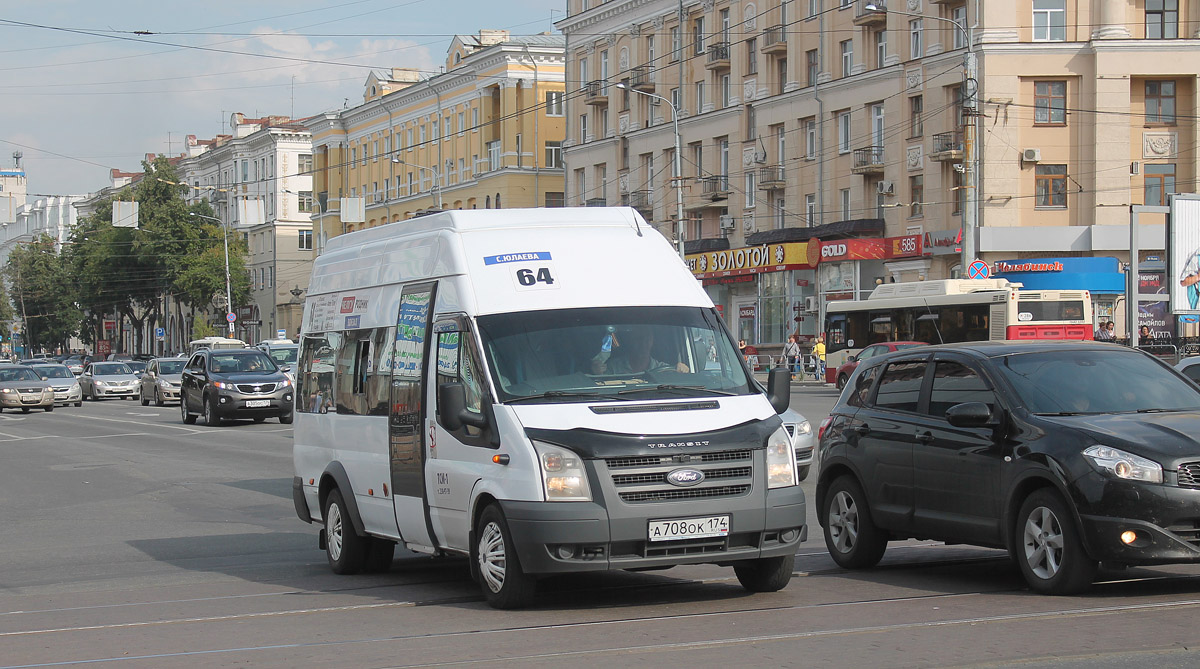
[477, 306, 754, 403]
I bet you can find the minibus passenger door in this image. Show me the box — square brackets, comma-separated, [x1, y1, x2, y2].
[389, 283, 437, 549]
[426, 323, 495, 552]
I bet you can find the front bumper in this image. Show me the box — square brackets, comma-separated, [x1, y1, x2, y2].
[52, 387, 82, 404]
[211, 388, 295, 418]
[501, 485, 806, 575]
[1074, 471, 1200, 565]
[0, 392, 54, 408]
[92, 385, 137, 397]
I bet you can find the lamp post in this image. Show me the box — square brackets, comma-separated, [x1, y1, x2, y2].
[866, 3, 978, 276]
[391, 157, 443, 210]
[189, 212, 234, 336]
[614, 81, 685, 261]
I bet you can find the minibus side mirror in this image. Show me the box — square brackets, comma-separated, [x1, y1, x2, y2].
[438, 382, 490, 431]
[766, 366, 791, 414]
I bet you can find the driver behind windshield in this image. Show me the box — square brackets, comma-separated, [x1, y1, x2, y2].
[591, 327, 689, 374]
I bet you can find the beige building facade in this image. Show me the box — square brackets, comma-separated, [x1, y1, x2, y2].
[305, 31, 566, 255]
[558, 0, 1200, 347]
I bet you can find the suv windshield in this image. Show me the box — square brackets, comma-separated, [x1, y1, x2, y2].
[209, 352, 276, 374]
[32, 365, 73, 379]
[477, 306, 752, 403]
[996, 349, 1200, 414]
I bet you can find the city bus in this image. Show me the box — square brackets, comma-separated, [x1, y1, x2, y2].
[823, 279, 1093, 382]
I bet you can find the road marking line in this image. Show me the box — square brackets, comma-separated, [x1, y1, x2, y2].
[61, 413, 205, 434]
[0, 435, 55, 443]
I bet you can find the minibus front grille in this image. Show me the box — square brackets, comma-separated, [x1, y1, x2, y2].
[604, 449, 752, 469]
[611, 466, 752, 486]
[618, 484, 751, 503]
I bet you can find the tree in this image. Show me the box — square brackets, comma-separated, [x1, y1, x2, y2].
[5, 235, 83, 353]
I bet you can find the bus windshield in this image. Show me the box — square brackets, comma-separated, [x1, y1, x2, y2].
[477, 306, 753, 403]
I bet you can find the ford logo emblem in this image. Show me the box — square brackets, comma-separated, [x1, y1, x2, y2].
[666, 468, 705, 487]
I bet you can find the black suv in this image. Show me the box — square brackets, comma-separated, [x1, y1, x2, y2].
[816, 341, 1200, 595]
[180, 348, 294, 425]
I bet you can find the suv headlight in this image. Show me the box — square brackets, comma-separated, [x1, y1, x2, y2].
[1082, 445, 1162, 484]
[533, 441, 592, 501]
[214, 381, 234, 390]
[766, 426, 798, 488]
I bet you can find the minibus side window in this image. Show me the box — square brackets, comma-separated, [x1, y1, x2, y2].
[366, 328, 392, 416]
[298, 333, 339, 414]
[436, 330, 487, 440]
[336, 331, 377, 416]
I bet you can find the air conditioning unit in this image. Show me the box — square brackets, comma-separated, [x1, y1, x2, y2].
[877, 180, 895, 195]
[719, 214, 736, 230]
[1130, 161, 1140, 175]
[373, 193, 384, 203]
[1022, 148, 1042, 163]
[804, 296, 820, 313]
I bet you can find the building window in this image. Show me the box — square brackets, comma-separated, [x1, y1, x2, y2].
[1034, 81, 1066, 124]
[909, 19, 923, 59]
[805, 194, 816, 225]
[693, 17, 705, 55]
[745, 172, 756, 208]
[805, 118, 817, 159]
[1146, 0, 1179, 38]
[909, 95, 923, 137]
[670, 87, 681, 113]
[837, 111, 852, 153]
[840, 39, 853, 77]
[545, 140, 563, 168]
[840, 188, 851, 219]
[720, 74, 731, 107]
[874, 30, 887, 68]
[544, 92, 564, 117]
[806, 49, 818, 86]
[487, 140, 502, 171]
[579, 113, 589, 141]
[298, 191, 314, 212]
[299, 229, 313, 250]
[545, 192, 565, 207]
[1145, 163, 1176, 206]
[298, 154, 313, 173]
[1033, 0, 1066, 41]
[1146, 80, 1176, 124]
[671, 26, 682, 62]
[951, 5, 968, 49]
[695, 80, 705, 111]
[747, 37, 758, 74]
[909, 175, 924, 218]
[952, 167, 965, 215]
[1035, 164, 1068, 208]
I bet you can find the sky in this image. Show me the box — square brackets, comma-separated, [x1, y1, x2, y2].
[0, 0, 562, 197]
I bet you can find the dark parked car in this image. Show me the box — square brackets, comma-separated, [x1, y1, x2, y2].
[180, 348, 294, 425]
[832, 341, 927, 390]
[816, 341, 1200, 595]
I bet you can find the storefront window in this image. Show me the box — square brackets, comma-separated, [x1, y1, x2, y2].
[758, 271, 788, 344]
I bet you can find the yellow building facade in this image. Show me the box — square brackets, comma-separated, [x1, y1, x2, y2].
[305, 31, 566, 253]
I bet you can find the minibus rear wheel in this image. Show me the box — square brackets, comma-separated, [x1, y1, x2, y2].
[475, 504, 535, 609]
[324, 489, 367, 574]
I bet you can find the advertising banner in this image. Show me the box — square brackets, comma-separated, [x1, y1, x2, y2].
[1139, 271, 1176, 342]
[686, 242, 812, 278]
[1169, 195, 1200, 313]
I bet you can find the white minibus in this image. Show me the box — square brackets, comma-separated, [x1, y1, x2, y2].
[292, 208, 805, 608]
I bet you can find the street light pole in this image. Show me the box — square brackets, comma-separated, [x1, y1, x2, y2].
[190, 212, 234, 336]
[615, 82, 685, 260]
[866, 4, 978, 275]
[391, 157, 442, 209]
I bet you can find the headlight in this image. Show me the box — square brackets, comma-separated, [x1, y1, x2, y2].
[71, 383, 80, 392]
[279, 378, 292, 388]
[159, 379, 171, 388]
[794, 420, 812, 435]
[214, 381, 234, 390]
[1082, 445, 1162, 484]
[766, 426, 798, 488]
[533, 441, 592, 501]
[0, 388, 13, 394]
[94, 380, 107, 387]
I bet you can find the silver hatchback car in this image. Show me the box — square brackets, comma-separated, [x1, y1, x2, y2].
[139, 358, 185, 406]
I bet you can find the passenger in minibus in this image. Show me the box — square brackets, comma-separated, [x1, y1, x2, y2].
[592, 328, 689, 374]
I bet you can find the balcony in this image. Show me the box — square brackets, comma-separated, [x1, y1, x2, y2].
[851, 146, 885, 175]
[931, 130, 964, 162]
[758, 166, 786, 190]
[585, 197, 607, 207]
[761, 25, 787, 55]
[853, 0, 887, 26]
[630, 65, 654, 92]
[629, 190, 654, 218]
[584, 80, 608, 106]
[701, 175, 730, 200]
[705, 42, 731, 70]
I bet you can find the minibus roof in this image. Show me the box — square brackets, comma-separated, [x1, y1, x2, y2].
[308, 207, 710, 316]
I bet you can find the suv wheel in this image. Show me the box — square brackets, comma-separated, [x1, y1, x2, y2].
[180, 395, 197, 425]
[1016, 489, 1097, 595]
[203, 395, 222, 426]
[823, 475, 888, 569]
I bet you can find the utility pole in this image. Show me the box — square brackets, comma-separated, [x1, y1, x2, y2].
[15, 255, 30, 355]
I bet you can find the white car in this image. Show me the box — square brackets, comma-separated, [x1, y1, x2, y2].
[79, 362, 140, 400]
[780, 407, 815, 481]
[1176, 356, 1200, 383]
[28, 363, 83, 407]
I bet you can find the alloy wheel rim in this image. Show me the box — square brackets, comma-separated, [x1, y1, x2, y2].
[327, 503, 343, 560]
[1023, 505, 1064, 579]
[478, 521, 506, 593]
[828, 490, 860, 554]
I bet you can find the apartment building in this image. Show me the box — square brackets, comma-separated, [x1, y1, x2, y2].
[304, 30, 566, 254]
[178, 113, 314, 342]
[557, 0, 1200, 346]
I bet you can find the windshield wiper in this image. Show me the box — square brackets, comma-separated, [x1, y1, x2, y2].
[505, 391, 631, 404]
[1136, 407, 1190, 413]
[1033, 411, 1092, 416]
[618, 384, 737, 397]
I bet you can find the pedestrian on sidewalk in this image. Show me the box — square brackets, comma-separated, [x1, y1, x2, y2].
[812, 334, 826, 382]
[783, 335, 802, 381]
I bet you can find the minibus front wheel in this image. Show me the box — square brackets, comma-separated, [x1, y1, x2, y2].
[475, 504, 535, 609]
